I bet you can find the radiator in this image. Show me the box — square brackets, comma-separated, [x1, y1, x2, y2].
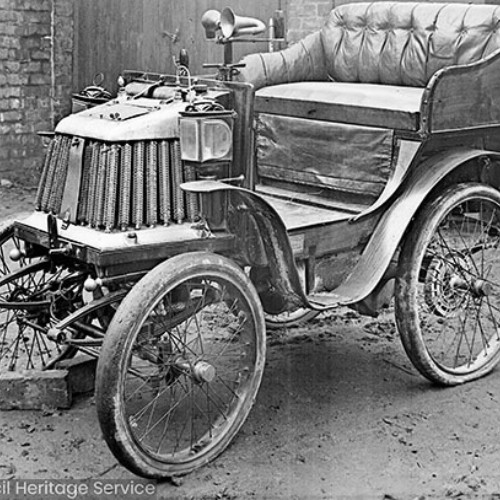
[35, 134, 199, 231]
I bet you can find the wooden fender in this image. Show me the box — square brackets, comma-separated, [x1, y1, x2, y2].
[182, 180, 308, 311]
[335, 147, 500, 306]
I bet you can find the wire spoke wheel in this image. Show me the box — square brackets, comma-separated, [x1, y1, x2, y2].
[96, 252, 266, 478]
[396, 183, 500, 385]
[0, 227, 86, 371]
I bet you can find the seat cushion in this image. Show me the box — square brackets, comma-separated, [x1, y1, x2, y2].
[255, 81, 425, 131]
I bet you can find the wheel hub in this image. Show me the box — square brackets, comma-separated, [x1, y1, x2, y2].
[471, 279, 492, 297]
[172, 357, 217, 384]
[192, 361, 216, 383]
[424, 253, 473, 316]
[449, 275, 492, 297]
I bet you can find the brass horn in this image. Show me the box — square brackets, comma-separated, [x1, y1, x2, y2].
[201, 9, 221, 39]
[220, 7, 266, 38]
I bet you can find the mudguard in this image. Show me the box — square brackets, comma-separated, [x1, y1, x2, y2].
[334, 147, 500, 305]
[183, 147, 500, 310]
[182, 180, 309, 311]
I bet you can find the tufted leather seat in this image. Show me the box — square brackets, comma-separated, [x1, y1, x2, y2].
[238, 2, 500, 131]
[323, 2, 500, 87]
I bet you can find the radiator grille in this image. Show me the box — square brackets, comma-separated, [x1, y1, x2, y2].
[35, 134, 199, 231]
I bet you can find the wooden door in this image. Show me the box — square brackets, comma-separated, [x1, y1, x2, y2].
[73, 0, 286, 93]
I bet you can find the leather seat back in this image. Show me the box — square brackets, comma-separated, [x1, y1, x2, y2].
[323, 2, 500, 86]
[238, 2, 500, 89]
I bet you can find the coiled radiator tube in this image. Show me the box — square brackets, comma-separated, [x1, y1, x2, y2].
[37, 134, 195, 231]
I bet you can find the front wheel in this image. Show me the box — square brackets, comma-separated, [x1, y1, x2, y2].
[396, 183, 500, 385]
[0, 227, 87, 371]
[96, 252, 266, 478]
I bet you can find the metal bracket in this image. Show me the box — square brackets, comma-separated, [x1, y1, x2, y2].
[162, 29, 179, 43]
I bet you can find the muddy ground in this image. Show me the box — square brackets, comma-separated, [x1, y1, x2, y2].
[0, 183, 500, 499]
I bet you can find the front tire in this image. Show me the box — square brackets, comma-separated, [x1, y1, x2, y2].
[396, 183, 500, 385]
[96, 252, 266, 478]
[0, 228, 87, 371]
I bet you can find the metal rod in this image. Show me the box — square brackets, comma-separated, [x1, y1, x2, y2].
[72, 321, 105, 338]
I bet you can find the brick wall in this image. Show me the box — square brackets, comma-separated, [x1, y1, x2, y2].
[287, 0, 334, 43]
[0, 0, 73, 185]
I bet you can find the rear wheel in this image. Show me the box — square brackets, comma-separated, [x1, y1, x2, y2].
[96, 252, 266, 478]
[396, 183, 500, 385]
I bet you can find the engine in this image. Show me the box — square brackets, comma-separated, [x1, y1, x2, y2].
[35, 73, 232, 232]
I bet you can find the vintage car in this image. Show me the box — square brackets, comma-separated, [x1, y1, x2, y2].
[1, 1, 500, 478]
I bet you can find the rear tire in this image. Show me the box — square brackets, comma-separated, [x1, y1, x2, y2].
[396, 183, 500, 385]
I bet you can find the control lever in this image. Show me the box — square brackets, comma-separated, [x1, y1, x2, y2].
[202, 62, 246, 81]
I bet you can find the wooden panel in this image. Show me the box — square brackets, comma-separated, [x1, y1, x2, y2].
[73, 0, 287, 94]
[426, 52, 500, 133]
[255, 93, 420, 131]
[261, 195, 349, 230]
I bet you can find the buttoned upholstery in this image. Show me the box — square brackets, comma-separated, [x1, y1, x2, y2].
[238, 2, 500, 89]
[324, 2, 500, 86]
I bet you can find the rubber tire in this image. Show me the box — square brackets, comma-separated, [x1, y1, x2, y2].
[0, 231, 86, 371]
[265, 309, 319, 330]
[395, 183, 500, 385]
[96, 252, 266, 478]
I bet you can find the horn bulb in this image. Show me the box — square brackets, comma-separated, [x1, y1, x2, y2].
[201, 9, 221, 39]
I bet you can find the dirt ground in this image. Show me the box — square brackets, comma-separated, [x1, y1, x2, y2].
[1, 184, 500, 499]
